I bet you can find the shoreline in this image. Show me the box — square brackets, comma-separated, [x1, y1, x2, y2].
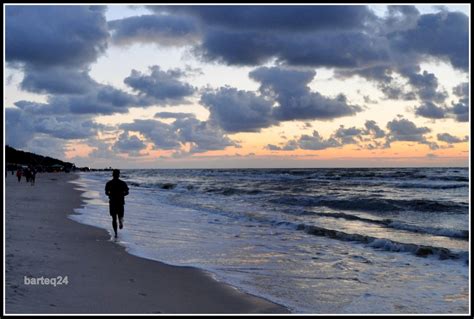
[5, 172, 289, 314]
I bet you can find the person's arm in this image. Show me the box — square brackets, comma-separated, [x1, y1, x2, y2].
[123, 183, 129, 197]
[105, 182, 110, 196]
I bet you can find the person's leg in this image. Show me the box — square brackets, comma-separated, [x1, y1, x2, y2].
[110, 204, 118, 237]
[112, 214, 118, 237]
[118, 205, 124, 229]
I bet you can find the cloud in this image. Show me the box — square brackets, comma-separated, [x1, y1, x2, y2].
[5, 108, 35, 148]
[173, 117, 238, 153]
[124, 66, 196, 105]
[119, 117, 236, 154]
[200, 86, 275, 132]
[334, 125, 364, 144]
[398, 67, 448, 104]
[364, 120, 386, 138]
[20, 66, 96, 95]
[298, 130, 341, 150]
[112, 132, 148, 156]
[385, 117, 438, 149]
[120, 119, 181, 150]
[386, 118, 430, 142]
[152, 5, 376, 32]
[5, 106, 105, 149]
[154, 112, 196, 119]
[250, 67, 363, 121]
[108, 14, 200, 46]
[6, 5, 109, 68]
[388, 11, 468, 71]
[197, 28, 389, 68]
[48, 84, 142, 115]
[448, 82, 469, 122]
[437, 133, 468, 144]
[414, 101, 448, 119]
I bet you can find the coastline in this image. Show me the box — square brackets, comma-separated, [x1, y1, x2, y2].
[5, 172, 289, 314]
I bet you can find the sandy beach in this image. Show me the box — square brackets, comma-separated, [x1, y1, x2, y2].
[5, 172, 289, 314]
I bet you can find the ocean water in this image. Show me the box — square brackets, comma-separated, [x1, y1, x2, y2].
[69, 167, 470, 314]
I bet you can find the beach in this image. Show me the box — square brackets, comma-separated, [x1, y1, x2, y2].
[5, 172, 289, 314]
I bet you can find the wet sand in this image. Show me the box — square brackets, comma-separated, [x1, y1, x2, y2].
[5, 172, 289, 314]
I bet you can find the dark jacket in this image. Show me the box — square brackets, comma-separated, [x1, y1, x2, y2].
[105, 179, 129, 205]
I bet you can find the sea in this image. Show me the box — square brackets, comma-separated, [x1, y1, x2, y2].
[69, 167, 470, 314]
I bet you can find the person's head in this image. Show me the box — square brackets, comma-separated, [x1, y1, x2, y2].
[112, 169, 120, 179]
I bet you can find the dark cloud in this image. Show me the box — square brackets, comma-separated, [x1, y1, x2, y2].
[437, 133, 468, 144]
[6, 5, 108, 68]
[385, 117, 438, 149]
[5, 108, 34, 148]
[154, 112, 196, 119]
[414, 101, 448, 119]
[265, 144, 283, 151]
[197, 28, 388, 67]
[124, 66, 196, 105]
[388, 11, 468, 71]
[449, 100, 469, 122]
[112, 132, 148, 156]
[150, 5, 376, 32]
[382, 5, 420, 33]
[120, 118, 236, 154]
[121, 119, 181, 150]
[250, 67, 363, 121]
[47, 84, 141, 115]
[364, 120, 386, 138]
[448, 82, 469, 122]
[398, 67, 448, 103]
[173, 117, 237, 153]
[453, 82, 468, 97]
[386, 118, 430, 142]
[200, 86, 275, 133]
[334, 125, 364, 144]
[108, 14, 199, 46]
[297, 130, 341, 150]
[20, 66, 95, 95]
[5, 105, 104, 149]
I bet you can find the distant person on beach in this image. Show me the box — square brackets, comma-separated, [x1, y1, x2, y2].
[30, 168, 36, 185]
[24, 168, 31, 183]
[105, 169, 129, 238]
[16, 169, 22, 182]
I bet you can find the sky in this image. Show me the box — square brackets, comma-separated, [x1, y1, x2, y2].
[4, 4, 470, 168]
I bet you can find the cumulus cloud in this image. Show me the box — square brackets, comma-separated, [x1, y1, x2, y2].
[334, 125, 364, 144]
[6, 5, 109, 68]
[112, 132, 148, 156]
[250, 67, 363, 121]
[364, 120, 386, 138]
[152, 5, 376, 32]
[437, 133, 468, 144]
[385, 117, 438, 149]
[119, 117, 236, 155]
[6, 105, 105, 145]
[20, 66, 96, 95]
[124, 66, 196, 105]
[200, 86, 275, 132]
[108, 14, 200, 46]
[388, 11, 468, 71]
[154, 112, 196, 119]
[399, 67, 448, 103]
[173, 117, 238, 153]
[414, 101, 448, 119]
[121, 119, 181, 150]
[298, 130, 341, 150]
[448, 82, 469, 122]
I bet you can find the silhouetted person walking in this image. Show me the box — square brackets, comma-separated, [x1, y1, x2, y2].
[105, 169, 129, 238]
[16, 169, 22, 182]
